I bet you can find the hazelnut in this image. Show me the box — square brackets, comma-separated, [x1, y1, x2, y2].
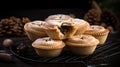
[3, 39, 13, 47]
[0, 53, 12, 61]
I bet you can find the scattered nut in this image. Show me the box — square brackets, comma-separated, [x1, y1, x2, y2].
[0, 53, 12, 61]
[3, 39, 13, 47]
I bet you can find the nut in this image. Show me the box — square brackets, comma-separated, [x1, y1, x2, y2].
[0, 53, 12, 61]
[3, 39, 13, 47]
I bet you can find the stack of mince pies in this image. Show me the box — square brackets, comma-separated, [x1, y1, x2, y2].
[24, 14, 109, 57]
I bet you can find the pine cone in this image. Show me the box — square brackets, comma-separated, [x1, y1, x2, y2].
[84, 1, 102, 25]
[0, 16, 31, 37]
[84, 9, 101, 25]
[100, 9, 119, 31]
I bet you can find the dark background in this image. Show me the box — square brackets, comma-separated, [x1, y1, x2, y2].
[0, 0, 120, 67]
[0, 0, 90, 20]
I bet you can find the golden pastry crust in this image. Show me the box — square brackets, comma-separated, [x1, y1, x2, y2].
[32, 37, 65, 57]
[45, 14, 73, 21]
[24, 21, 47, 41]
[44, 19, 79, 39]
[66, 35, 99, 47]
[45, 20, 63, 27]
[32, 37, 65, 50]
[65, 35, 99, 55]
[84, 25, 109, 35]
[44, 24, 65, 40]
[84, 25, 109, 44]
[61, 21, 79, 37]
[24, 21, 46, 32]
[73, 19, 90, 35]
